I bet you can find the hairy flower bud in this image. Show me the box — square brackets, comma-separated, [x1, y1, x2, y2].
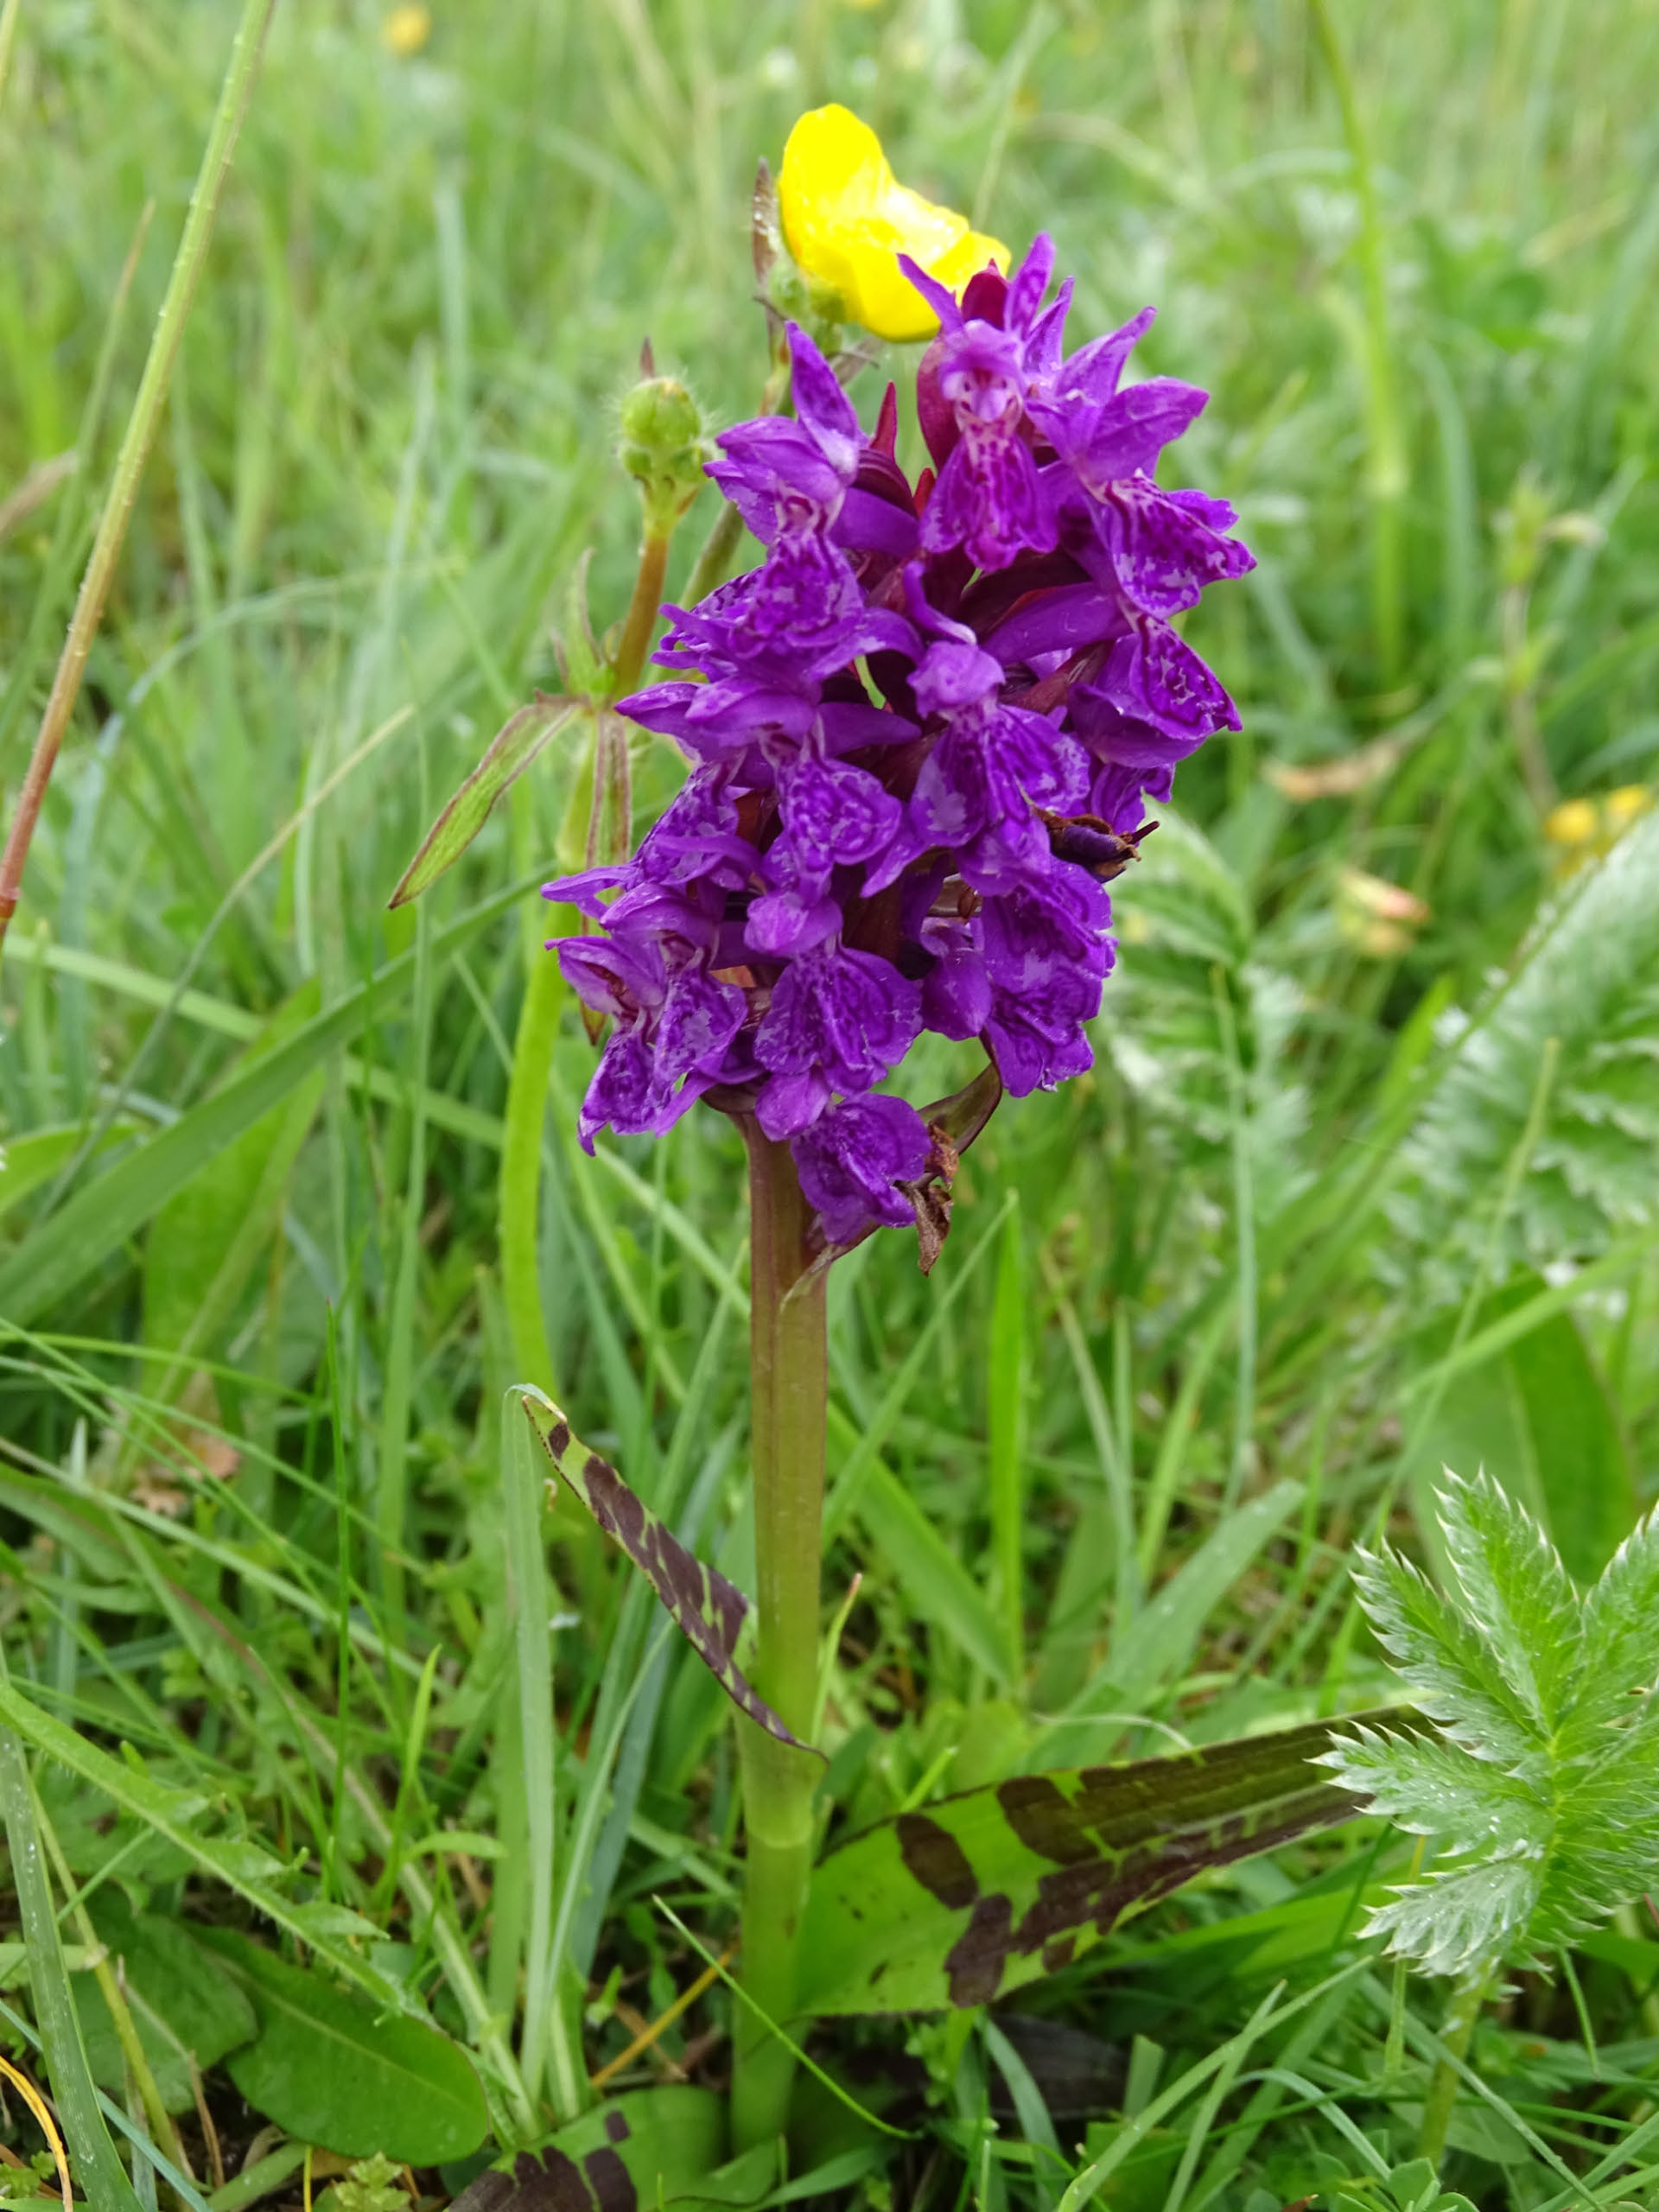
[618, 372, 712, 536]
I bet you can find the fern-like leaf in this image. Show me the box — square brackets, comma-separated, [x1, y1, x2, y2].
[1363, 1850, 1541, 1980]
[1388, 810, 1659, 1303]
[1433, 1471, 1581, 1730]
[1322, 1723, 1543, 1853]
[1574, 1504, 1659, 1738]
[1333, 1471, 1659, 1978]
[1350, 1540, 1540, 1774]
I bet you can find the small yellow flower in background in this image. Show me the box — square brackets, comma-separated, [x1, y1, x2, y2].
[778, 105, 1007, 343]
[1545, 785, 1652, 874]
[1544, 797, 1599, 849]
[1605, 783, 1653, 832]
[382, 4, 431, 57]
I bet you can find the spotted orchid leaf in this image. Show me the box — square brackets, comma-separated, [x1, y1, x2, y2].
[518, 1391, 812, 1755]
[448, 2086, 727, 2212]
[796, 1710, 1426, 2015]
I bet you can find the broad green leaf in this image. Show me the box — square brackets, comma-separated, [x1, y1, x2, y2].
[448, 2087, 726, 2212]
[796, 1712, 1414, 2015]
[390, 693, 579, 907]
[0, 1675, 396, 2006]
[142, 985, 324, 1373]
[1407, 1270, 1634, 1582]
[72, 1894, 256, 2113]
[0, 880, 522, 1327]
[0, 1121, 135, 1229]
[193, 1927, 490, 2165]
[518, 1390, 808, 1751]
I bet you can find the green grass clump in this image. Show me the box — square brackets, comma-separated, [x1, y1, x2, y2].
[3, 3, 1659, 2206]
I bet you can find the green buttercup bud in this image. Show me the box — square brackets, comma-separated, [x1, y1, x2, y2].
[617, 360, 712, 536]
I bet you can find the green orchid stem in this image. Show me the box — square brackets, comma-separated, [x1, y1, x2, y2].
[499, 946, 564, 1396]
[1418, 1966, 1494, 2168]
[731, 1118, 829, 2154]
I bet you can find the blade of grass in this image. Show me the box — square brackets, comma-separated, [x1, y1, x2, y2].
[0, 1711, 144, 2212]
[0, 0, 279, 958]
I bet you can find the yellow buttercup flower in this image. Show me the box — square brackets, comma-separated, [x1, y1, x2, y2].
[778, 105, 1007, 343]
[383, 4, 431, 57]
[1544, 797, 1599, 848]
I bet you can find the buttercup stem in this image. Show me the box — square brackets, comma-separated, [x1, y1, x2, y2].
[611, 528, 671, 702]
[730, 1118, 829, 2152]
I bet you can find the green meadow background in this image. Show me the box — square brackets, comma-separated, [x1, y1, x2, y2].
[3, 1, 1659, 2203]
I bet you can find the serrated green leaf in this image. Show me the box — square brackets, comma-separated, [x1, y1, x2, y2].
[1433, 1471, 1581, 1728]
[517, 1389, 809, 1752]
[1362, 1849, 1541, 1978]
[1343, 1472, 1659, 1976]
[1350, 1542, 1538, 1772]
[1578, 1506, 1659, 1731]
[1319, 1723, 1543, 1853]
[389, 694, 578, 907]
[796, 1712, 1415, 2015]
[193, 1928, 489, 2165]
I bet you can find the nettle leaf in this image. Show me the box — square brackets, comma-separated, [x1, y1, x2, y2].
[796, 1712, 1419, 2015]
[518, 1391, 810, 1754]
[1388, 808, 1659, 1300]
[389, 694, 579, 908]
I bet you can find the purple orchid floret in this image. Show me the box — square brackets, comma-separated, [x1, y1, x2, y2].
[548, 253, 1253, 1250]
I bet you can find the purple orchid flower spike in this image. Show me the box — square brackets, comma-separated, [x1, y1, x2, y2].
[549, 231, 1253, 1257]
